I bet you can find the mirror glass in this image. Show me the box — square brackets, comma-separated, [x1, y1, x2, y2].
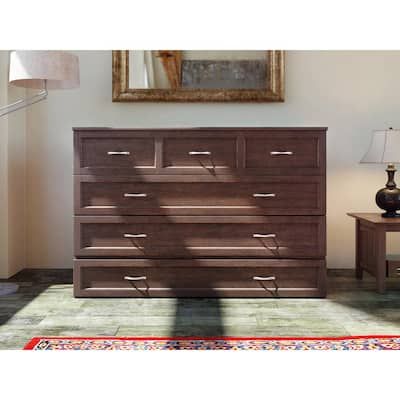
[128, 50, 270, 90]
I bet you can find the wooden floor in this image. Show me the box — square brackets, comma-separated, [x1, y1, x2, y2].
[1, 269, 400, 349]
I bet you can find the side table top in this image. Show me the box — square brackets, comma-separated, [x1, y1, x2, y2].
[347, 212, 400, 224]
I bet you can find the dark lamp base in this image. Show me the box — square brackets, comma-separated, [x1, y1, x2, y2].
[381, 211, 400, 218]
[375, 164, 400, 218]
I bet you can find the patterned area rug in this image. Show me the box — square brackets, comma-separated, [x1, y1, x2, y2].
[24, 335, 400, 350]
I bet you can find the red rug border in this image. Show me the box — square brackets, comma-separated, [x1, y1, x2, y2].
[23, 335, 400, 350]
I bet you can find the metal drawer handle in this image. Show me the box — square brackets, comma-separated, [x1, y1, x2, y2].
[253, 276, 276, 281]
[253, 275, 279, 296]
[107, 151, 130, 155]
[253, 233, 276, 238]
[124, 193, 147, 198]
[124, 276, 147, 281]
[188, 151, 211, 156]
[270, 151, 293, 155]
[253, 193, 276, 198]
[124, 275, 149, 295]
[124, 233, 147, 238]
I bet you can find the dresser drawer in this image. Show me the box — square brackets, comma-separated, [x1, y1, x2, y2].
[75, 216, 325, 258]
[244, 133, 325, 175]
[75, 133, 155, 174]
[73, 128, 327, 299]
[74, 259, 326, 298]
[75, 176, 325, 216]
[163, 136, 237, 172]
[74, 129, 325, 176]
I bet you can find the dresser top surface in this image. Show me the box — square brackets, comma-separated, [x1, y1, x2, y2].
[73, 126, 328, 132]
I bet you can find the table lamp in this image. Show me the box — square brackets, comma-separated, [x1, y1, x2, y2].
[360, 128, 400, 218]
[0, 51, 79, 295]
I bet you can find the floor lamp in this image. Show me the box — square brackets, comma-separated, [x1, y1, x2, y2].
[0, 51, 79, 295]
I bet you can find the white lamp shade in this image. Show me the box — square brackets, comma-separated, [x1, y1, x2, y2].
[360, 129, 400, 164]
[9, 50, 79, 89]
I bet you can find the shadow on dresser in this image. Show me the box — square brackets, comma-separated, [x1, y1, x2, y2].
[123, 175, 285, 337]
[74, 127, 327, 335]
[118, 167, 236, 336]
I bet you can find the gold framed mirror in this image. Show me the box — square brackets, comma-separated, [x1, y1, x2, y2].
[112, 50, 284, 102]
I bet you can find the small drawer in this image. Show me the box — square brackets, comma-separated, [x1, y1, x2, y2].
[75, 176, 325, 216]
[386, 256, 400, 278]
[75, 133, 155, 174]
[244, 133, 324, 175]
[74, 259, 326, 298]
[163, 137, 237, 173]
[74, 216, 325, 259]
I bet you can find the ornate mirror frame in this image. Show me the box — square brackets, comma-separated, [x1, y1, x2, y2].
[112, 50, 285, 102]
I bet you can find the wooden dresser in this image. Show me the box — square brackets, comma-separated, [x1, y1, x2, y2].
[73, 127, 327, 298]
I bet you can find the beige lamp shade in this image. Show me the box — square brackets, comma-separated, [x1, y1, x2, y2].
[360, 129, 400, 164]
[9, 50, 79, 89]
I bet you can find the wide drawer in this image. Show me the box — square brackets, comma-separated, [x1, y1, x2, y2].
[75, 175, 325, 216]
[74, 259, 326, 298]
[74, 216, 325, 258]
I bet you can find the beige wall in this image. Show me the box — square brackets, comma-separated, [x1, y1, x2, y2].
[0, 51, 27, 278]
[7, 85, 27, 278]
[19, 50, 400, 269]
[0, 52, 9, 277]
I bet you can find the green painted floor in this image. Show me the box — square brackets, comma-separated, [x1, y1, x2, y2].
[1, 269, 400, 349]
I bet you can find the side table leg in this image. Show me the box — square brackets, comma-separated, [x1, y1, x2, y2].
[355, 220, 363, 279]
[375, 227, 386, 294]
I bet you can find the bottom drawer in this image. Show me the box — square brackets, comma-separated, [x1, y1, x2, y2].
[74, 259, 326, 298]
[386, 256, 400, 278]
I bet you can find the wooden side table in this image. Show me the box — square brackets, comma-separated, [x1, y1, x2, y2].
[348, 213, 400, 293]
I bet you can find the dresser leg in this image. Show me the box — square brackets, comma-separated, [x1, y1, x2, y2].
[375, 227, 386, 294]
[355, 220, 363, 279]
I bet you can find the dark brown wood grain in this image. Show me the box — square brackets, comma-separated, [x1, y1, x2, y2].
[355, 219, 362, 279]
[74, 215, 325, 259]
[74, 259, 325, 298]
[163, 136, 237, 169]
[386, 257, 400, 278]
[73, 128, 325, 176]
[348, 213, 400, 293]
[74, 175, 325, 216]
[73, 127, 327, 298]
[245, 135, 321, 169]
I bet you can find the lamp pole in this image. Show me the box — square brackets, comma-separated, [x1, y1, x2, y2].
[0, 51, 79, 296]
[0, 80, 47, 117]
